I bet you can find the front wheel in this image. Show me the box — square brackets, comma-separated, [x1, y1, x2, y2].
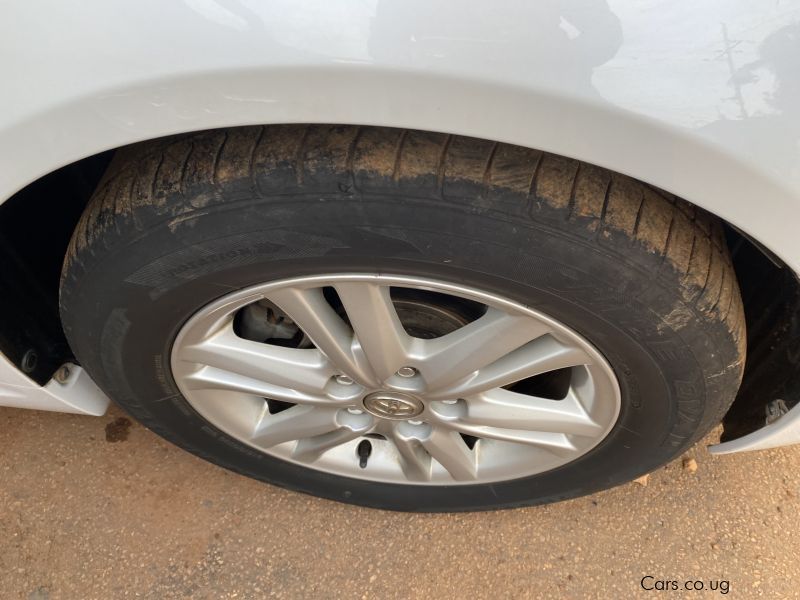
[60, 125, 745, 511]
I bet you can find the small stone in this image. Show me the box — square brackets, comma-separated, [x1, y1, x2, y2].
[683, 457, 698, 473]
[633, 474, 650, 487]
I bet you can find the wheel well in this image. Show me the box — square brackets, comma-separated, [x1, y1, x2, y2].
[0, 151, 112, 383]
[722, 230, 800, 440]
[0, 127, 796, 443]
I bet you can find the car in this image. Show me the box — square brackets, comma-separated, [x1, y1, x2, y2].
[1, 1, 799, 512]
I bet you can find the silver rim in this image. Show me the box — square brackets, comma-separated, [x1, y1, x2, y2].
[171, 274, 621, 485]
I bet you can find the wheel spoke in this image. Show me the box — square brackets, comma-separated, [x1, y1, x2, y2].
[334, 282, 411, 381]
[182, 366, 334, 406]
[176, 326, 334, 397]
[441, 422, 579, 458]
[416, 308, 550, 392]
[457, 388, 602, 437]
[421, 429, 478, 481]
[390, 430, 433, 482]
[428, 335, 591, 400]
[292, 425, 371, 462]
[265, 287, 377, 385]
[251, 405, 342, 447]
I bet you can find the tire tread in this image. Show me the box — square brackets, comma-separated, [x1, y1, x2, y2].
[65, 124, 745, 361]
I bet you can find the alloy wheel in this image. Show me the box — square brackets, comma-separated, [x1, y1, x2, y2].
[171, 274, 621, 485]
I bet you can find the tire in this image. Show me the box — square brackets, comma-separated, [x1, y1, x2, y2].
[60, 125, 746, 512]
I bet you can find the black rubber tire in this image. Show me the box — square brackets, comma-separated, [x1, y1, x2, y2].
[60, 125, 746, 512]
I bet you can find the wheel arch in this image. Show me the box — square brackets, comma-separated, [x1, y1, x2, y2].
[1, 67, 799, 274]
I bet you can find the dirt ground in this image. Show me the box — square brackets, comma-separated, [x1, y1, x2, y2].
[2, 403, 798, 599]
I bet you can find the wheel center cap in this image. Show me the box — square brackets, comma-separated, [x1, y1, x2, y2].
[362, 391, 424, 420]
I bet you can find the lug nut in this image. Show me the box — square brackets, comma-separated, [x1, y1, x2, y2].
[347, 408, 364, 415]
[335, 375, 354, 386]
[396, 366, 417, 378]
[442, 399, 458, 405]
[408, 419, 423, 426]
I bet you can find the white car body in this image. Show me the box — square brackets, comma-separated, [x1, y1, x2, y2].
[1, 0, 799, 452]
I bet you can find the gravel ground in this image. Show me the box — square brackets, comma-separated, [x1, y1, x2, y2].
[2, 404, 798, 599]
